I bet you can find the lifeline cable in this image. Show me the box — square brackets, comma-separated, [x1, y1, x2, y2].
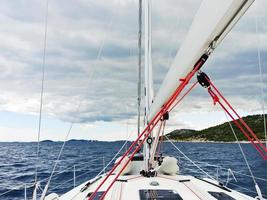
[224, 112, 257, 186]
[165, 134, 216, 181]
[69, 140, 130, 200]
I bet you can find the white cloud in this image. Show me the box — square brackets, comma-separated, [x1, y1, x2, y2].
[0, 0, 266, 141]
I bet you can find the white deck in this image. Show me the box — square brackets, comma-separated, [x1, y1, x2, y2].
[46, 158, 255, 200]
[51, 174, 254, 200]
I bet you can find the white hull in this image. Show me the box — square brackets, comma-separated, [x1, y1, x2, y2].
[45, 156, 256, 200]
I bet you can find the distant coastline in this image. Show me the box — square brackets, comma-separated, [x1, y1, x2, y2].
[1, 114, 266, 143]
[164, 139, 254, 144]
[165, 114, 267, 142]
[0, 139, 130, 143]
[0, 139, 263, 144]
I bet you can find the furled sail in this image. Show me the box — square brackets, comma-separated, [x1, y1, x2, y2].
[148, 0, 254, 121]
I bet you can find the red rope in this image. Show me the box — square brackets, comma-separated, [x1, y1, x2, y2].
[100, 130, 153, 200]
[88, 114, 159, 200]
[206, 84, 267, 160]
[156, 121, 166, 157]
[89, 56, 207, 200]
[210, 89, 267, 159]
[150, 120, 164, 164]
[169, 81, 198, 112]
[209, 81, 267, 152]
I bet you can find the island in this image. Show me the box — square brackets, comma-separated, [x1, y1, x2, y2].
[165, 114, 267, 142]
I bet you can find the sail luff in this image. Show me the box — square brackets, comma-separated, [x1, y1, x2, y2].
[148, 0, 254, 122]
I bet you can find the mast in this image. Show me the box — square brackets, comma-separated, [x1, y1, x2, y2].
[137, 0, 142, 136]
[144, 0, 153, 123]
[144, 0, 154, 170]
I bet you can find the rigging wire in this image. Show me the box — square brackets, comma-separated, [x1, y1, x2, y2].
[69, 138, 130, 200]
[89, 57, 208, 200]
[40, 122, 75, 200]
[156, 120, 166, 156]
[169, 81, 198, 112]
[39, 157, 101, 183]
[224, 112, 264, 199]
[206, 79, 267, 159]
[35, 0, 49, 185]
[255, 17, 267, 148]
[229, 182, 267, 198]
[52, 166, 103, 192]
[39, 15, 116, 199]
[164, 134, 216, 181]
[223, 112, 257, 185]
[178, 157, 267, 183]
[1, 156, 267, 199]
[165, 132, 267, 197]
[96, 140, 129, 177]
[0, 158, 100, 198]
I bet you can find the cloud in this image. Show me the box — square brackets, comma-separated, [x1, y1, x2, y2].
[0, 0, 266, 131]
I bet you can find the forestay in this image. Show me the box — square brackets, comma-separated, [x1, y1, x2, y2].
[148, 0, 254, 121]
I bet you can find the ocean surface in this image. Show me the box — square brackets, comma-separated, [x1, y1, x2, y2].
[0, 141, 266, 200]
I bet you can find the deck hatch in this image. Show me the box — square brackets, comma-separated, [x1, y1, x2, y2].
[139, 189, 183, 200]
[208, 191, 236, 200]
[87, 191, 104, 199]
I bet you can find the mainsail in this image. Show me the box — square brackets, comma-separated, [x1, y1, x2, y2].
[148, 0, 254, 121]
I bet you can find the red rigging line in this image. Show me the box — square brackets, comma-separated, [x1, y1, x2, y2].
[204, 76, 267, 160]
[210, 81, 267, 150]
[156, 120, 166, 157]
[169, 81, 198, 112]
[208, 88, 267, 159]
[150, 120, 164, 162]
[89, 60, 266, 199]
[88, 55, 209, 200]
[100, 128, 153, 200]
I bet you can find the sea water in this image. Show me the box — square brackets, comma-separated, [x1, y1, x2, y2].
[0, 141, 266, 200]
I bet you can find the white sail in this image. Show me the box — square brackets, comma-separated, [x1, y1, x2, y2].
[148, 0, 254, 121]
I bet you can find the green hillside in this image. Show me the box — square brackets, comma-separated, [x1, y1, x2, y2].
[166, 114, 267, 142]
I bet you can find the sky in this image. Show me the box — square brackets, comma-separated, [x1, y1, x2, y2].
[0, 0, 266, 142]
